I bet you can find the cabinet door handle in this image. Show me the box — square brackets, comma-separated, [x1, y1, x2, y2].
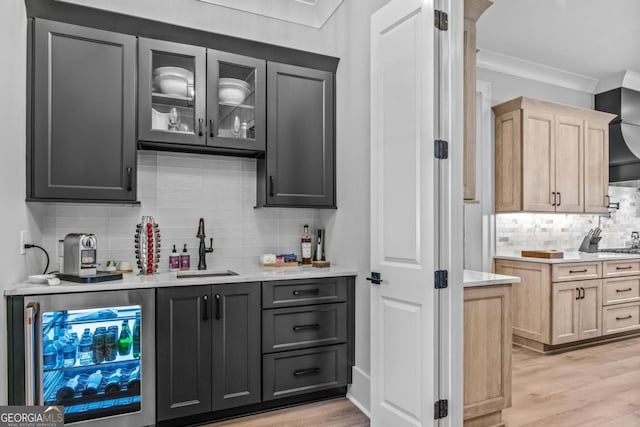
[293, 367, 320, 377]
[292, 288, 320, 296]
[126, 167, 133, 192]
[215, 294, 221, 320]
[576, 288, 581, 300]
[202, 295, 209, 322]
[616, 266, 633, 270]
[557, 192, 561, 206]
[209, 119, 215, 138]
[616, 315, 633, 321]
[606, 195, 611, 208]
[552, 192, 557, 206]
[198, 118, 203, 136]
[293, 324, 321, 332]
[269, 176, 275, 197]
[581, 287, 585, 299]
[616, 288, 633, 293]
[569, 269, 588, 274]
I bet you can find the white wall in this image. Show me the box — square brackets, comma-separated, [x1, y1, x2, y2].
[1, 0, 386, 410]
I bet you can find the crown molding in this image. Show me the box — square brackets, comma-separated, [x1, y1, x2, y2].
[476, 49, 599, 94]
[197, 0, 343, 29]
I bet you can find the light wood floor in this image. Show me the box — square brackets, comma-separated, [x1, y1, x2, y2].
[204, 398, 369, 427]
[504, 336, 640, 427]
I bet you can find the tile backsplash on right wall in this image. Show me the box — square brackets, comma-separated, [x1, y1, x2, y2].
[496, 186, 640, 254]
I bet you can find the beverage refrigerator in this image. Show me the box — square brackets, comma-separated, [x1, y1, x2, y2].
[7, 289, 155, 426]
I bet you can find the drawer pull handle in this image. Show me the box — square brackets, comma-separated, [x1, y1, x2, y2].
[616, 266, 633, 270]
[293, 367, 320, 377]
[616, 315, 633, 321]
[569, 269, 588, 273]
[293, 324, 321, 332]
[293, 288, 320, 296]
[616, 288, 633, 293]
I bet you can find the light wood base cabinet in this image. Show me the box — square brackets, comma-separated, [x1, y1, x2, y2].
[464, 284, 512, 426]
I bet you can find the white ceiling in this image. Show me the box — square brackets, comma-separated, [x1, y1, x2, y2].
[477, 0, 640, 89]
[196, 0, 344, 29]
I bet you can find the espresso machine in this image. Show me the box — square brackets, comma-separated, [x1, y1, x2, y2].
[58, 233, 122, 283]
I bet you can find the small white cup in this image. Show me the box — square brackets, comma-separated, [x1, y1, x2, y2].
[118, 261, 132, 271]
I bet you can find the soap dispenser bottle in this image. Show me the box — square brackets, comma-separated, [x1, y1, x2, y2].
[169, 245, 180, 272]
[180, 244, 190, 271]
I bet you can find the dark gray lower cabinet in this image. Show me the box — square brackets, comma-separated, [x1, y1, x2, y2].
[157, 285, 212, 421]
[156, 282, 260, 421]
[211, 282, 261, 411]
[30, 19, 137, 202]
[257, 62, 335, 208]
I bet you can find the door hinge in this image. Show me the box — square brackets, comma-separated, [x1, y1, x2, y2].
[434, 10, 448, 31]
[434, 270, 448, 289]
[434, 399, 448, 419]
[434, 139, 448, 159]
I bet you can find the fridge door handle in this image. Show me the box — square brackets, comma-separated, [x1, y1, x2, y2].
[24, 303, 39, 406]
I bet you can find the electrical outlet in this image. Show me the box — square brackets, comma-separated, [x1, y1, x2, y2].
[20, 230, 28, 255]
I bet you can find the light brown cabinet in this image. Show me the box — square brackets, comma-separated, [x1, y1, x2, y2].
[464, 284, 512, 427]
[493, 97, 615, 213]
[496, 258, 640, 352]
[463, 0, 492, 202]
[551, 280, 601, 345]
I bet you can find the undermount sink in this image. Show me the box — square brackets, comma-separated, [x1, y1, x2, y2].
[177, 269, 239, 279]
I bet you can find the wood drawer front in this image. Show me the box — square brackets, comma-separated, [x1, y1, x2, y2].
[603, 260, 640, 278]
[603, 303, 640, 335]
[552, 263, 601, 282]
[262, 344, 348, 401]
[262, 277, 347, 308]
[262, 303, 347, 353]
[603, 278, 640, 306]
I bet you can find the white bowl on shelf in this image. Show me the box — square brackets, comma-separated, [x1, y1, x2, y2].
[153, 74, 194, 98]
[219, 78, 251, 105]
[153, 66, 194, 82]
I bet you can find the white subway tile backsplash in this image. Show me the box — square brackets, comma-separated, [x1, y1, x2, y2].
[496, 186, 640, 254]
[41, 151, 319, 272]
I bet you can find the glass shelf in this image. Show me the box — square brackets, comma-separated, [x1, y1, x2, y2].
[44, 354, 139, 374]
[152, 92, 194, 108]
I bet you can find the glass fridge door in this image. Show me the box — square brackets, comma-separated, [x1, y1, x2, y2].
[41, 306, 142, 423]
[27, 289, 155, 427]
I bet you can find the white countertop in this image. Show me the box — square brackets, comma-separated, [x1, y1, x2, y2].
[495, 252, 640, 264]
[5, 266, 358, 296]
[463, 270, 521, 288]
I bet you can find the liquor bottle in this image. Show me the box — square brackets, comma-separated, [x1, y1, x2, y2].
[301, 224, 312, 265]
[118, 320, 132, 356]
[132, 313, 141, 359]
[104, 368, 123, 395]
[82, 370, 103, 395]
[127, 365, 141, 393]
[43, 337, 58, 370]
[92, 327, 105, 364]
[56, 374, 80, 401]
[78, 329, 93, 366]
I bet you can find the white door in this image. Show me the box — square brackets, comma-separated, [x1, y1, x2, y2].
[370, 0, 438, 425]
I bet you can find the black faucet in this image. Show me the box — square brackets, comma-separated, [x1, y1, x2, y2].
[197, 218, 214, 270]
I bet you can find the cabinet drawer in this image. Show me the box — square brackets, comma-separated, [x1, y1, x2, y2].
[603, 277, 640, 306]
[262, 344, 348, 401]
[603, 303, 640, 335]
[552, 263, 601, 282]
[262, 277, 347, 308]
[263, 303, 346, 353]
[603, 260, 640, 278]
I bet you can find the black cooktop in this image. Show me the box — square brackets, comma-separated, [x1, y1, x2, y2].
[600, 248, 640, 254]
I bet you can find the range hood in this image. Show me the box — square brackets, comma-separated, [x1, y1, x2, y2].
[595, 86, 640, 183]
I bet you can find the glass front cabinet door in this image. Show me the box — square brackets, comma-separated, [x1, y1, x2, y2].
[207, 50, 266, 152]
[138, 38, 207, 145]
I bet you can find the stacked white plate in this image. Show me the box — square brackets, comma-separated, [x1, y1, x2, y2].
[152, 66, 194, 97]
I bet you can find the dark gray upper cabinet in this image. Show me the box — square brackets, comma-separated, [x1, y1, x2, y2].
[30, 19, 137, 202]
[138, 39, 266, 155]
[157, 285, 212, 421]
[211, 282, 261, 411]
[138, 38, 207, 146]
[258, 62, 335, 208]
